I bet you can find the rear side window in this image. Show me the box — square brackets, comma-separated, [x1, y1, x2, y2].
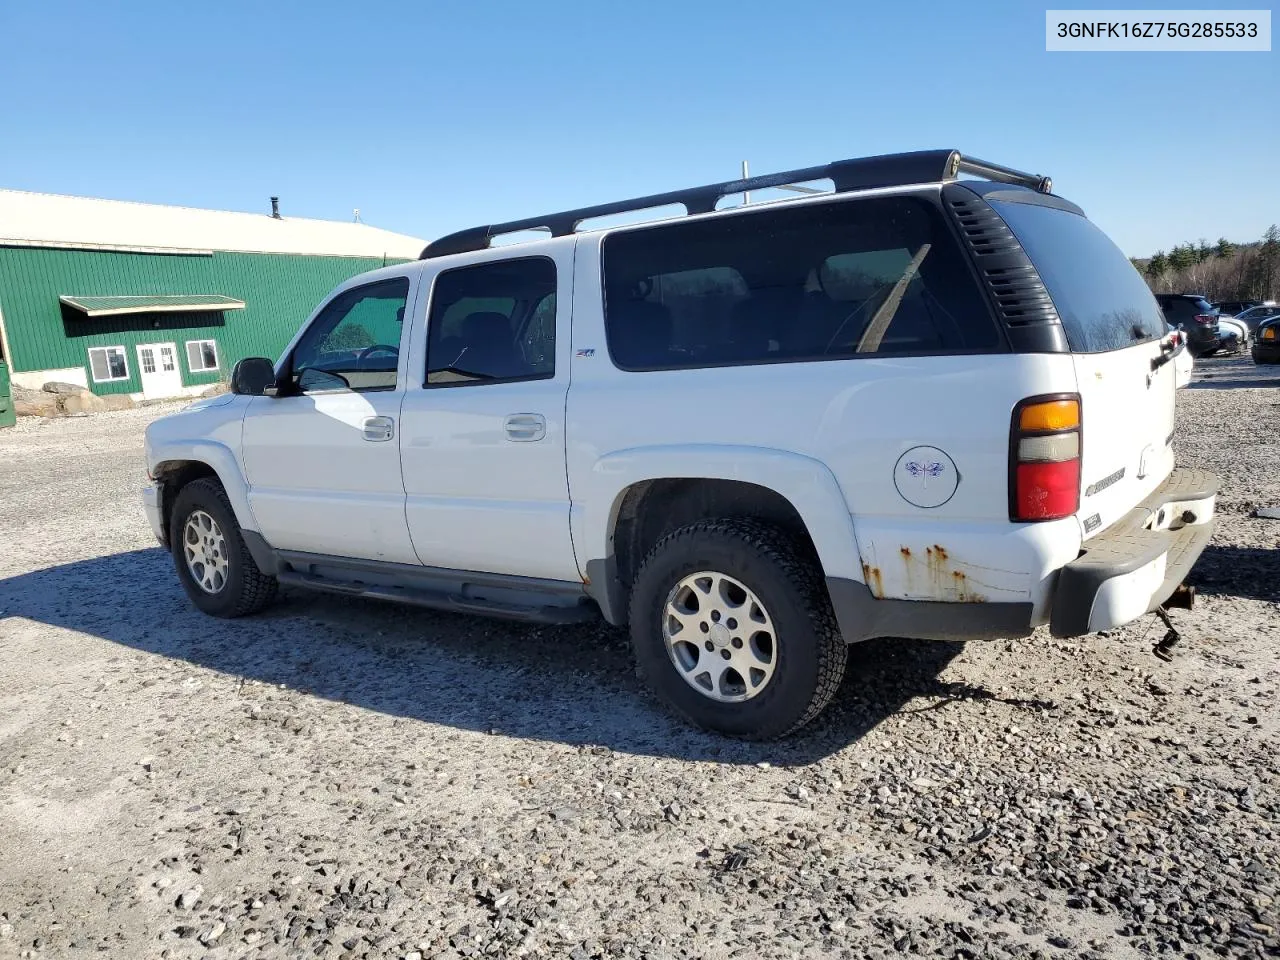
[602, 195, 1000, 371]
[991, 201, 1163, 353]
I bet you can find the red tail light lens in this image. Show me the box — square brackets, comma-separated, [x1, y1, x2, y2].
[1011, 394, 1081, 522]
[1016, 460, 1081, 519]
[1194, 314, 1216, 325]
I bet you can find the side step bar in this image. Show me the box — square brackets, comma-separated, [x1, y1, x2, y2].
[274, 560, 599, 627]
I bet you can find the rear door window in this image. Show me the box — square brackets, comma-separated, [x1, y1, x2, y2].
[990, 200, 1163, 353]
[602, 194, 1001, 371]
[425, 257, 556, 386]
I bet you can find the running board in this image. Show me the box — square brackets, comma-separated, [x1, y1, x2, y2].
[275, 570, 599, 625]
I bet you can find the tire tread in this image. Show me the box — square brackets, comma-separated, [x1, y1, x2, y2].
[629, 517, 846, 739]
[173, 477, 277, 617]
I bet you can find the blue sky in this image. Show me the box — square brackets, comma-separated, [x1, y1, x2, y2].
[0, 1, 1275, 255]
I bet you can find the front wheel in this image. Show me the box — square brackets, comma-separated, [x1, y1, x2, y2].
[169, 477, 277, 617]
[628, 518, 847, 740]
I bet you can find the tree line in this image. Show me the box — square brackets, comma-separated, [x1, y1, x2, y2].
[1130, 224, 1279, 302]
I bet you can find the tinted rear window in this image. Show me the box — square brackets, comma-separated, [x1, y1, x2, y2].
[1158, 296, 1214, 323]
[991, 200, 1163, 353]
[602, 195, 1001, 371]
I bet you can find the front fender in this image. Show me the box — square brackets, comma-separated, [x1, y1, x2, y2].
[145, 399, 256, 533]
[574, 443, 864, 583]
[152, 440, 258, 533]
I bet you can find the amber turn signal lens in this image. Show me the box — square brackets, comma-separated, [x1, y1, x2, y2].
[1264, 327, 1276, 340]
[1019, 399, 1080, 432]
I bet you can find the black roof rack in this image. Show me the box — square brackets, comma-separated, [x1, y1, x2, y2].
[420, 149, 1052, 259]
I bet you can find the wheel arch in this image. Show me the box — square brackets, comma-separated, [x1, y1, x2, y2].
[576, 445, 864, 624]
[151, 441, 258, 544]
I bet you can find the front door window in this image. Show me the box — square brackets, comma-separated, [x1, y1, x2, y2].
[289, 278, 410, 393]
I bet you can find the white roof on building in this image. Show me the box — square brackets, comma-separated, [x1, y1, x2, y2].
[0, 188, 425, 259]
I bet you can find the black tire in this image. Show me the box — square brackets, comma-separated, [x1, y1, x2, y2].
[628, 518, 846, 740]
[169, 477, 277, 618]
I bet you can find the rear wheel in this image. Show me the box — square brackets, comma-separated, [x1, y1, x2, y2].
[170, 477, 277, 617]
[628, 518, 846, 740]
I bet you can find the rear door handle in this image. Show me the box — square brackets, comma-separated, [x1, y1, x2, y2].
[362, 416, 395, 442]
[504, 413, 546, 442]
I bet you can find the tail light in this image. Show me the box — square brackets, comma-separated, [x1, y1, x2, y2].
[1194, 314, 1216, 325]
[1010, 395, 1081, 522]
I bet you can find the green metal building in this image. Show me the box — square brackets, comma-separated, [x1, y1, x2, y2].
[0, 189, 422, 402]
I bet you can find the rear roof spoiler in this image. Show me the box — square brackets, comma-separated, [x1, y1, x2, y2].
[420, 149, 1053, 259]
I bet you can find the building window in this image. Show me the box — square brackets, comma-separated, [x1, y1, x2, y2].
[185, 339, 219, 372]
[88, 346, 129, 383]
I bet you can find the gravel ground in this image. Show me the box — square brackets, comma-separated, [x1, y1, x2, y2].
[1, 357, 1277, 960]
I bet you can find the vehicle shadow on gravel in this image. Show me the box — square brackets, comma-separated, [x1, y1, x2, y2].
[1188, 355, 1280, 390]
[1188, 544, 1280, 601]
[1187, 375, 1280, 390]
[1, 548, 1045, 766]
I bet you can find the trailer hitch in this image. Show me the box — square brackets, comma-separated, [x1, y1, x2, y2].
[1152, 606, 1181, 662]
[1165, 583, 1195, 610]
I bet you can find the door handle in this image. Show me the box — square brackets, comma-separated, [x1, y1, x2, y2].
[362, 416, 395, 442]
[504, 413, 546, 442]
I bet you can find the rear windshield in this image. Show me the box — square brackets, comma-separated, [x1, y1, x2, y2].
[1159, 296, 1215, 322]
[990, 200, 1164, 353]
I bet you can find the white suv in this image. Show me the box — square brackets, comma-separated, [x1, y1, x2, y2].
[144, 150, 1218, 739]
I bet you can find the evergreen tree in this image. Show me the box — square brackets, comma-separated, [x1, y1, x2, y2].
[1215, 237, 1235, 259]
[1167, 245, 1193, 272]
[1146, 251, 1168, 279]
[1259, 225, 1279, 298]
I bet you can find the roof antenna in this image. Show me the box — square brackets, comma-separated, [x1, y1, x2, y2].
[270, 196, 281, 219]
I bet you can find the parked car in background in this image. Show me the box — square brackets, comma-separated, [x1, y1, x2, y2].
[1233, 303, 1280, 333]
[1155, 294, 1222, 357]
[1252, 316, 1280, 365]
[1214, 299, 1262, 317]
[1215, 314, 1248, 351]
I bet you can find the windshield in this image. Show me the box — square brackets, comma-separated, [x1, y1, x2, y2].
[990, 200, 1164, 353]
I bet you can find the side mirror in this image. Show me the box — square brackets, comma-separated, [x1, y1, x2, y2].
[230, 357, 277, 396]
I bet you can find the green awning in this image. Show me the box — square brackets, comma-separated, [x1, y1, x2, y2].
[60, 294, 246, 317]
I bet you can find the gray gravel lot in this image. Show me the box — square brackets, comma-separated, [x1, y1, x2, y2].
[1, 357, 1278, 960]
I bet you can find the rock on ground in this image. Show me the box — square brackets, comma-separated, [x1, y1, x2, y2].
[39, 381, 87, 396]
[9, 381, 134, 418]
[0, 357, 1277, 959]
